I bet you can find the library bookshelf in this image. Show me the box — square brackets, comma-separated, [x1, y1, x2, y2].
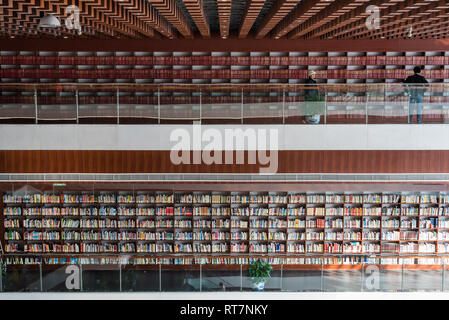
[3, 190, 449, 268]
[1, 50, 449, 84]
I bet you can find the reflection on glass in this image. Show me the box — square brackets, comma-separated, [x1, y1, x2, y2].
[201, 267, 241, 292]
[121, 265, 160, 292]
[0, 83, 447, 124]
[81, 264, 120, 292]
[281, 267, 322, 292]
[161, 267, 200, 292]
[3, 265, 41, 292]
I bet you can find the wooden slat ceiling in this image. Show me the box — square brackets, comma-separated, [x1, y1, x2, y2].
[0, 0, 448, 40]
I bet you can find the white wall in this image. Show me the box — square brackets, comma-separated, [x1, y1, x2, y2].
[1, 124, 448, 150]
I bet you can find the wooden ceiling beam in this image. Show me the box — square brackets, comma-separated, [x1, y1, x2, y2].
[0, 0, 101, 39]
[270, 0, 329, 39]
[37, 0, 129, 38]
[378, 10, 449, 39]
[0, 0, 448, 40]
[147, 0, 193, 38]
[182, 0, 210, 38]
[114, 0, 171, 38]
[288, 0, 367, 39]
[111, 0, 159, 39]
[254, 0, 298, 39]
[217, 0, 232, 39]
[1, 1, 59, 38]
[307, 0, 391, 39]
[336, 0, 446, 39]
[238, 0, 265, 39]
[82, 0, 138, 38]
[329, 1, 401, 39]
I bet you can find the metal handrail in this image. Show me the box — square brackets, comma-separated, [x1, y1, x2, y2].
[0, 83, 446, 125]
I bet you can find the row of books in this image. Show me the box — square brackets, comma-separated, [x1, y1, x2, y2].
[8, 217, 449, 231]
[3, 55, 449, 66]
[12, 228, 449, 241]
[24, 231, 60, 240]
[5, 193, 449, 205]
[381, 243, 438, 253]
[24, 244, 81, 253]
[3, 194, 116, 204]
[7, 254, 449, 265]
[16, 206, 449, 219]
[9, 242, 449, 254]
[4, 219, 20, 228]
[6, 68, 449, 79]
[248, 232, 285, 241]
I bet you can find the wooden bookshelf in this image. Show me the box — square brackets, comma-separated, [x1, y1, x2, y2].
[1, 50, 449, 84]
[2, 50, 449, 124]
[3, 190, 449, 265]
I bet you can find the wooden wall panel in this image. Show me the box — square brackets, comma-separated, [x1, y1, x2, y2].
[1, 150, 449, 174]
[2, 39, 449, 52]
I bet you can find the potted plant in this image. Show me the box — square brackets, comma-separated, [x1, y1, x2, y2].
[248, 259, 272, 291]
[303, 93, 326, 124]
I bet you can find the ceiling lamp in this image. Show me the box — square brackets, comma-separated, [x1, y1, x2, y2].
[39, 14, 61, 28]
[408, 26, 413, 38]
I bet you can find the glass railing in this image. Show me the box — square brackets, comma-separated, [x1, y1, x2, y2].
[1, 83, 448, 125]
[1, 254, 449, 292]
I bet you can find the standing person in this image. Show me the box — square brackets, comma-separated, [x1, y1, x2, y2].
[403, 66, 429, 124]
[305, 70, 318, 99]
[304, 70, 322, 124]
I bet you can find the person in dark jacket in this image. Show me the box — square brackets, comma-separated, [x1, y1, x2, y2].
[305, 70, 318, 100]
[304, 70, 322, 124]
[403, 66, 429, 124]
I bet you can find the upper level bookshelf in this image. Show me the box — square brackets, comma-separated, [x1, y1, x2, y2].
[3, 190, 449, 265]
[1, 50, 449, 84]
